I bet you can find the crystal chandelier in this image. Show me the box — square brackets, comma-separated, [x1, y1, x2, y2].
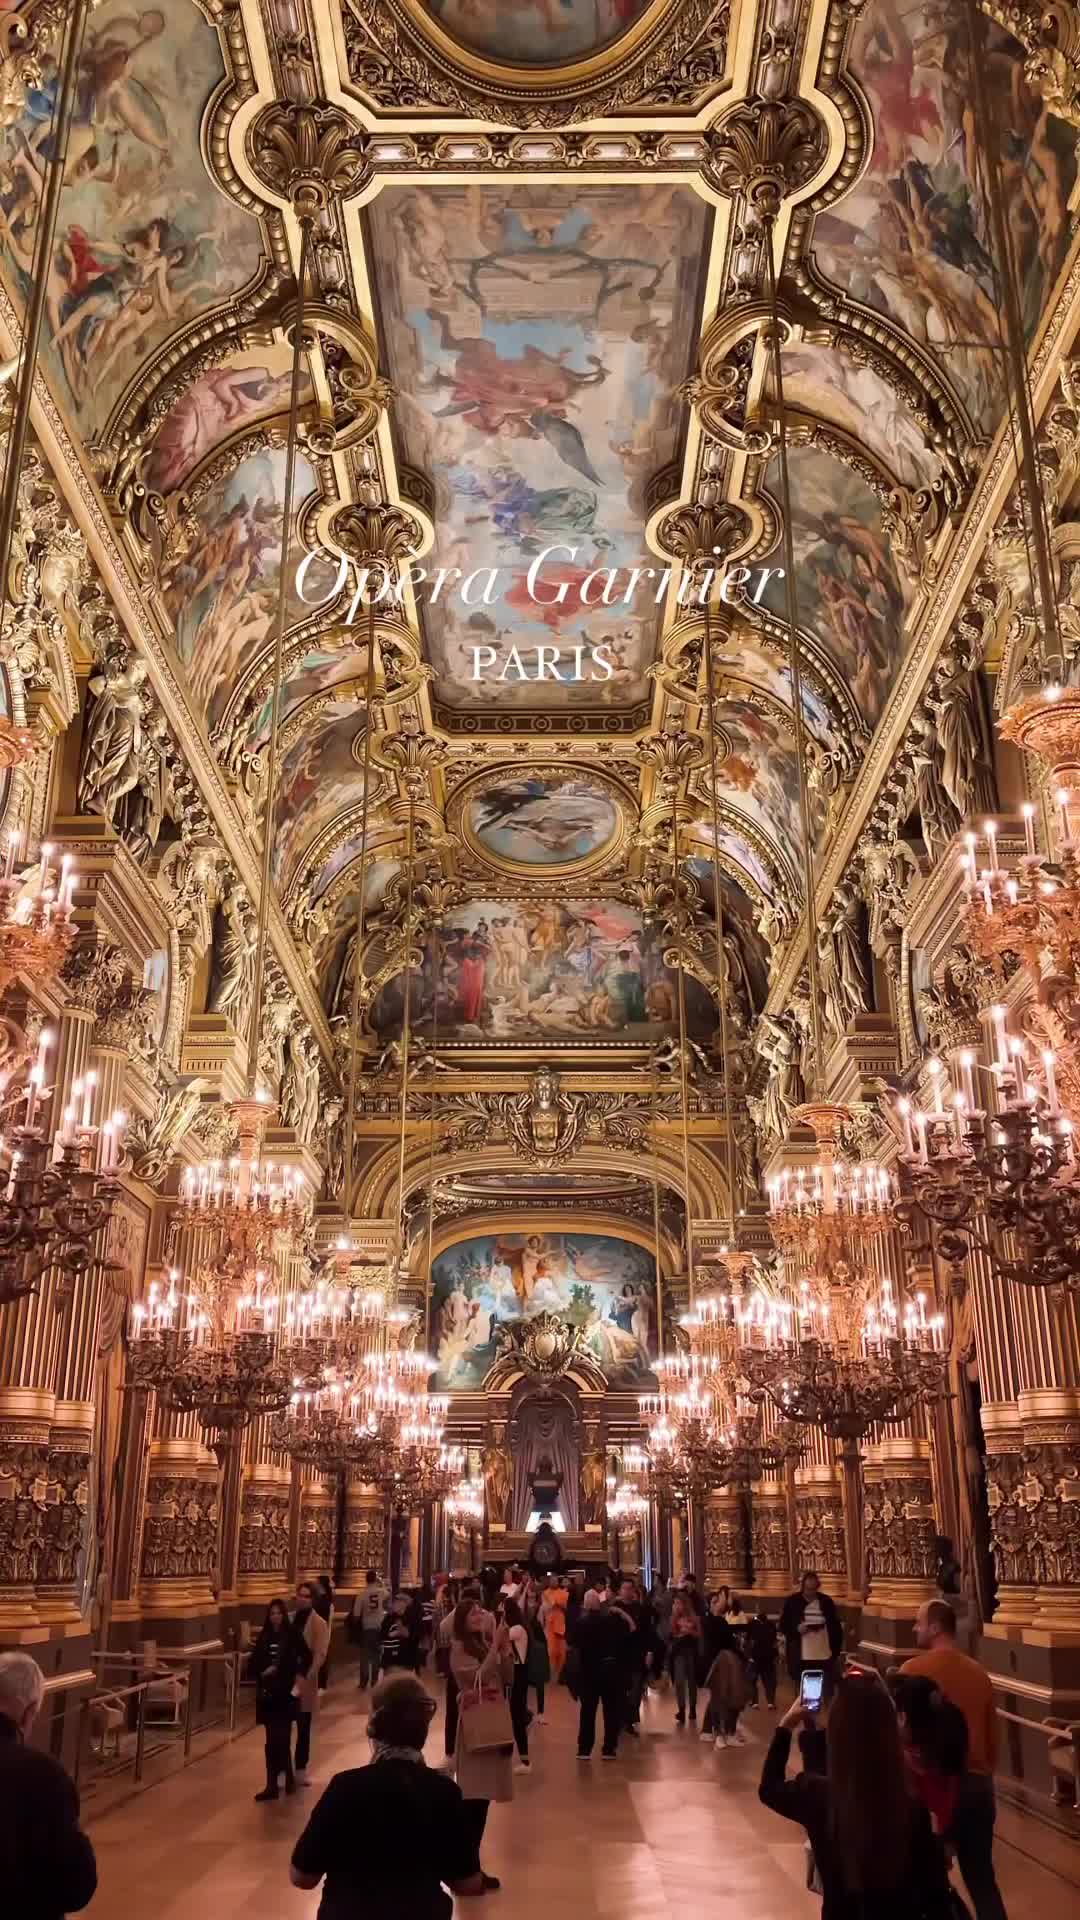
[0, 843, 76, 1002]
[176, 1095, 310, 1274]
[639, 1355, 735, 1501]
[736, 1274, 947, 1443]
[892, 1028, 1080, 1294]
[446, 1477, 484, 1524]
[0, 1028, 126, 1307]
[766, 1102, 894, 1283]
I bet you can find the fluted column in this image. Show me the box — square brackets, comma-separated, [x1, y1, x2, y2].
[749, 1475, 793, 1598]
[298, 1471, 337, 1585]
[703, 1485, 750, 1591]
[793, 1427, 848, 1590]
[863, 1430, 938, 1615]
[342, 1479, 387, 1597]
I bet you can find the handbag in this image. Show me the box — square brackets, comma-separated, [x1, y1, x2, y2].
[458, 1675, 514, 1754]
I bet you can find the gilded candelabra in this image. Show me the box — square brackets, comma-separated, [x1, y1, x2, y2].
[0, 1029, 125, 1308]
[0, 846, 76, 1002]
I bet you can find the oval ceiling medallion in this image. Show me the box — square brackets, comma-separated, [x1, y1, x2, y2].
[418, 1, 653, 66]
[452, 764, 630, 878]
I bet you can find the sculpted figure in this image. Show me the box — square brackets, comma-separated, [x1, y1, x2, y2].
[79, 655, 150, 824]
[207, 885, 254, 1026]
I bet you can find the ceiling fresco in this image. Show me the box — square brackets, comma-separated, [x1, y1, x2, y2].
[369, 899, 717, 1046]
[366, 181, 711, 711]
[0, 1, 263, 436]
[812, 0, 1075, 436]
[419, 1, 654, 65]
[8, 0, 1080, 1259]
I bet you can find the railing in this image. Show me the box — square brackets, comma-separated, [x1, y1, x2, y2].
[996, 1705, 1080, 1814]
[75, 1650, 253, 1806]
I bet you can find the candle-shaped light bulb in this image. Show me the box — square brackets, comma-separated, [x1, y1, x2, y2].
[1043, 1049, 1060, 1116]
[1058, 788, 1071, 843]
[1022, 802, 1037, 856]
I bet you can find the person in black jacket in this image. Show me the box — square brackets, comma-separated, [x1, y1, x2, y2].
[747, 1610, 779, 1709]
[0, 1652, 96, 1920]
[778, 1571, 844, 1690]
[291, 1670, 483, 1919]
[759, 1669, 953, 1920]
[251, 1596, 312, 1800]
[576, 1589, 631, 1760]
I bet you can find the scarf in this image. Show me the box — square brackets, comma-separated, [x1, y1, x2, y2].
[370, 1742, 425, 1765]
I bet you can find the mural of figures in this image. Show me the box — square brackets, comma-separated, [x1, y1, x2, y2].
[712, 700, 802, 854]
[758, 446, 907, 730]
[367, 183, 709, 709]
[272, 701, 369, 889]
[146, 352, 303, 493]
[691, 819, 776, 908]
[161, 448, 324, 731]
[782, 343, 943, 492]
[423, 1, 651, 65]
[684, 858, 771, 1011]
[431, 1231, 657, 1390]
[370, 898, 715, 1043]
[0, 3, 263, 434]
[812, 0, 1074, 433]
[465, 771, 619, 868]
[711, 628, 836, 744]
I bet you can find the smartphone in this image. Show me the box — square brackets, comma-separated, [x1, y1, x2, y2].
[799, 1667, 824, 1711]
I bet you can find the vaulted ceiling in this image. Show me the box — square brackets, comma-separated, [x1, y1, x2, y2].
[5, 0, 1076, 1087]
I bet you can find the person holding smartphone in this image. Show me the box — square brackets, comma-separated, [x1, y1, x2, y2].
[759, 1670, 953, 1920]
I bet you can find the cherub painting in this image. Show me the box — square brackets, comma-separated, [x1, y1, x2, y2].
[812, 0, 1073, 434]
[0, 3, 262, 431]
[368, 182, 709, 710]
[430, 1231, 657, 1391]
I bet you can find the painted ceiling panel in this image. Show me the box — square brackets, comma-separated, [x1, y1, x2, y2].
[420, 0, 653, 63]
[367, 181, 710, 710]
[781, 343, 943, 492]
[272, 699, 370, 891]
[758, 445, 908, 733]
[812, 0, 1074, 436]
[0, 1, 262, 436]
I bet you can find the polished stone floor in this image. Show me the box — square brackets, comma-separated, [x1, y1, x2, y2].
[84, 1666, 1079, 1919]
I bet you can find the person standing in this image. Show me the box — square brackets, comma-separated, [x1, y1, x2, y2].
[0, 1652, 97, 1920]
[289, 1671, 484, 1916]
[352, 1568, 390, 1691]
[759, 1672, 952, 1920]
[779, 1571, 843, 1692]
[314, 1574, 334, 1691]
[292, 1581, 330, 1785]
[251, 1596, 312, 1801]
[902, 1599, 1008, 1920]
[541, 1573, 569, 1686]
[748, 1608, 779, 1710]
[577, 1587, 631, 1760]
[702, 1593, 736, 1739]
[450, 1599, 512, 1890]
[502, 1597, 532, 1773]
[614, 1578, 648, 1736]
[525, 1593, 551, 1723]
[652, 1577, 675, 1678]
[669, 1587, 704, 1727]
[438, 1581, 492, 1765]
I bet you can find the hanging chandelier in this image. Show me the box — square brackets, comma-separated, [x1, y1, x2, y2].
[736, 1274, 947, 1444]
[892, 1027, 1080, 1294]
[0, 1029, 126, 1308]
[0, 844, 77, 1002]
[446, 1476, 484, 1524]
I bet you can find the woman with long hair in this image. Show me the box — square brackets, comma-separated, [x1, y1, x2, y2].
[501, 1596, 532, 1772]
[250, 1596, 312, 1802]
[759, 1669, 953, 1920]
[542, 1572, 569, 1685]
[449, 1598, 513, 1890]
[669, 1588, 704, 1727]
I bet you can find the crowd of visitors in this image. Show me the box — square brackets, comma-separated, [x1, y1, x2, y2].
[2, 1563, 1014, 1920]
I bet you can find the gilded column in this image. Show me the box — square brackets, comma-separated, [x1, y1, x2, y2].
[298, 1471, 337, 1586]
[862, 1432, 938, 1618]
[0, 1387, 52, 1632]
[236, 1459, 292, 1610]
[703, 1485, 750, 1591]
[749, 1475, 793, 1599]
[794, 1428, 848, 1592]
[342, 1479, 387, 1597]
[137, 1425, 220, 1630]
